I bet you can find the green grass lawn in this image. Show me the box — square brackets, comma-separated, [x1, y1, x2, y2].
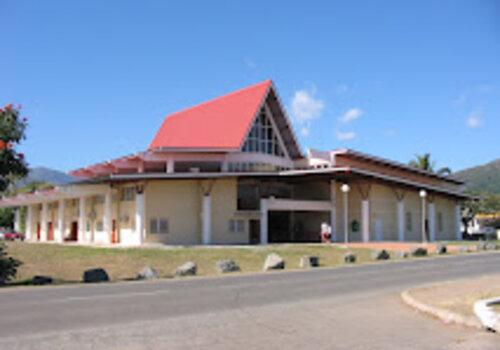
[4, 242, 375, 284]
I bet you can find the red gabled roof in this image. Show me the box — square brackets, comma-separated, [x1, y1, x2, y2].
[149, 80, 272, 150]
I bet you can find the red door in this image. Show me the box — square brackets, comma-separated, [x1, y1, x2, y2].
[47, 222, 54, 241]
[70, 221, 78, 241]
[111, 219, 118, 243]
[36, 222, 41, 241]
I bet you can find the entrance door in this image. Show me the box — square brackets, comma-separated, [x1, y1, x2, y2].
[111, 219, 118, 244]
[249, 219, 260, 244]
[268, 211, 291, 243]
[47, 222, 54, 241]
[69, 221, 78, 241]
[36, 222, 41, 241]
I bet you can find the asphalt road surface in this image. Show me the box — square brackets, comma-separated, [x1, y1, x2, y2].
[1, 252, 499, 349]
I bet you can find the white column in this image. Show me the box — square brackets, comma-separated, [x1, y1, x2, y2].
[166, 159, 174, 173]
[202, 195, 212, 245]
[397, 200, 405, 241]
[103, 191, 112, 244]
[455, 203, 462, 240]
[56, 199, 65, 243]
[14, 208, 21, 232]
[361, 199, 370, 242]
[78, 197, 87, 243]
[135, 192, 145, 244]
[40, 202, 48, 242]
[428, 202, 436, 242]
[330, 180, 337, 242]
[26, 205, 33, 241]
[260, 198, 268, 245]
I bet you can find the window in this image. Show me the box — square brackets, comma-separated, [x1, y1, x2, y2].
[229, 219, 245, 233]
[95, 220, 104, 232]
[405, 212, 412, 232]
[437, 212, 443, 232]
[150, 218, 169, 234]
[120, 187, 135, 202]
[241, 109, 286, 157]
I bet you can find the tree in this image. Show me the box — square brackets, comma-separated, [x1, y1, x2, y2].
[0, 243, 21, 285]
[0, 104, 28, 193]
[409, 153, 451, 176]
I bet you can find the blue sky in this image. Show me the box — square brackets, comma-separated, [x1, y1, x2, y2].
[2, 1, 499, 172]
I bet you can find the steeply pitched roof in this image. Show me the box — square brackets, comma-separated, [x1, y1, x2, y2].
[149, 80, 272, 150]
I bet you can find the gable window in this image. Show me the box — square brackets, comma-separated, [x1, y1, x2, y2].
[242, 109, 286, 157]
[150, 218, 169, 234]
[229, 219, 245, 233]
[405, 212, 412, 232]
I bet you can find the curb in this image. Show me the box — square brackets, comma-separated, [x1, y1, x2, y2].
[401, 289, 482, 330]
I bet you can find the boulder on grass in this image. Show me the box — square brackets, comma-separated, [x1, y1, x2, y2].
[477, 241, 488, 251]
[216, 260, 240, 273]
[459, 245, 471, 253]
[344, 252, 356, 263]
[83, 268, 109, 283]
[395, 251, 409, 259]
[137, 266, 159, 280]
[263, 253, 285, 271]
[32, 275, 53, 285]
[485, 242, 498, 251]
[175, 262, 197, 277]
[372, 249, 390, 260]
[436, 244, 447, 255]
[411, 247, 428, 257]
[299, 255, 319, 268]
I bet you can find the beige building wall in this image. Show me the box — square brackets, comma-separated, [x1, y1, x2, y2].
[144, 180, 201, 245]
[210, 178, 248, 244]
[403, 191, 423, 241]
[369, 183, 398, 241]
[434, 196, 457, 241]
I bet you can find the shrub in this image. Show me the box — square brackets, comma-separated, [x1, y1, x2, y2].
[0, 243, 22, 285]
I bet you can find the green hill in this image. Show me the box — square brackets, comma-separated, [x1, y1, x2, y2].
[454, 159, 500, 194]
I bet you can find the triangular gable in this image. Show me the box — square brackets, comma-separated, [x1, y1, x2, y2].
[239, 84, 302, 159]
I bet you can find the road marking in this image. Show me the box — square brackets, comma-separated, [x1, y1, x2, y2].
[47, 289, 172, 303]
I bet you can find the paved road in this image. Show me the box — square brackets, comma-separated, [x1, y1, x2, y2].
[1, 252, 499, 349]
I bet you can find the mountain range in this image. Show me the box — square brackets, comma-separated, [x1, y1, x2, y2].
[17, 167, 75, 187]
[454, 159, 500, 195]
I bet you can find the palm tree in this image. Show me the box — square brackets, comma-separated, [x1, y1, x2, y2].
[409, 153, 451, 176]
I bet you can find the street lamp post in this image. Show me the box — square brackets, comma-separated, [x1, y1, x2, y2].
[419, 189, 427, 243]
[341, 184, 350, 244]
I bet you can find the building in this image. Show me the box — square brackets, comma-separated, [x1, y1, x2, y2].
[2, 80, 467, 246]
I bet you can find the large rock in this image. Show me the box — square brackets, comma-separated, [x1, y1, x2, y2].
[175, 262, 197, 277]
[137, 266, 159, 280]
[477, 241, 488, 251]
[395, 251, 409, 259]
[436, 244, 447, 255]
[459, 245, 471, 253]
[83, 268, 109, 283]
[299, 255, 319, 268]
[216, 260, 240, 273]
[32, 275, 53, 285]
[343, 252, 356, 263]
[372, 249, 390, 260]
[263, 253, 285, 271]
[410, 247, 428, 257]
[485, 242, 498, 251]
